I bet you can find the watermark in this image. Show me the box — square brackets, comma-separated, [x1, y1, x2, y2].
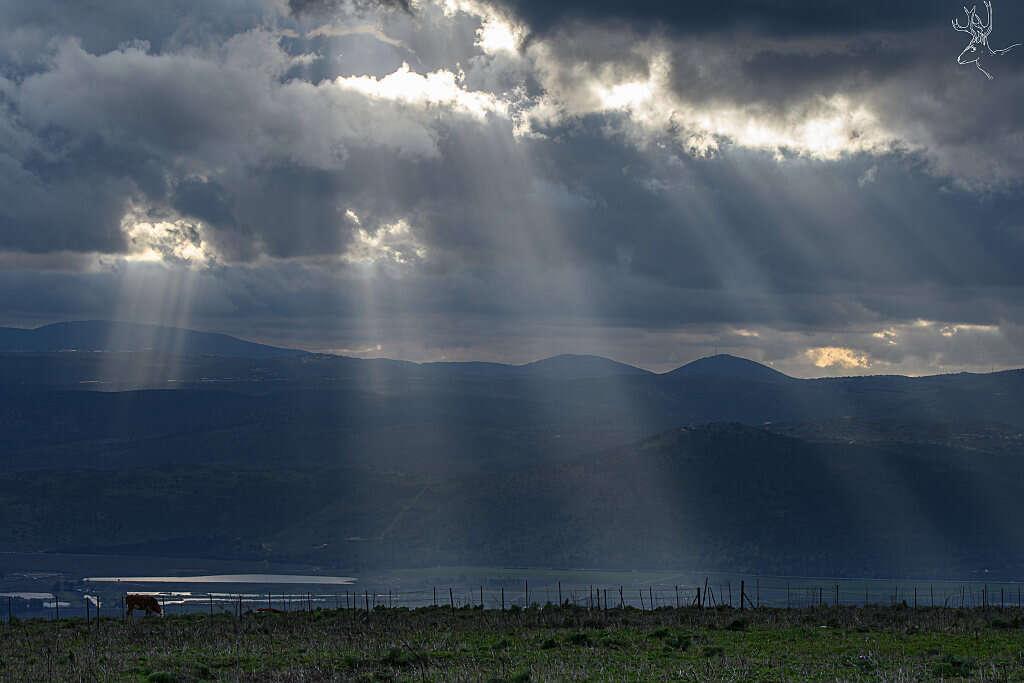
[952, 1, 1021, 79]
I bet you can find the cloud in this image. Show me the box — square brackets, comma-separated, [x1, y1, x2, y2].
[333, 61, 508, 119]
[805, 346, 871, 370]
[289, 0, 413, 17]
[0, 0, 1022, 374]
[858, 165, 878, 187]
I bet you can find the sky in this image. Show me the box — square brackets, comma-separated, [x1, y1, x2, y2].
[1, 0, 1023, 376]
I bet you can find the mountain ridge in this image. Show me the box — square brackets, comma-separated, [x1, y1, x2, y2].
[0, 320, 306, 359]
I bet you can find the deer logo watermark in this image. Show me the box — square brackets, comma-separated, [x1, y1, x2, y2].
[953, 1, 1020, 79]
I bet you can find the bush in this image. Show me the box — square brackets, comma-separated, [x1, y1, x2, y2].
[146, 673, 178, 683]
[931, 654, 976, 677]
[565, 632, 593, 646]
[725, 618, 748, 631]
[379, 648, 423, 667]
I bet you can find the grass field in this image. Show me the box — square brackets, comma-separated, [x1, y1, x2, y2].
[2, 605, 1024, 681]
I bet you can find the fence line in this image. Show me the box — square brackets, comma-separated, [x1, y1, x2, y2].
[6, 577, 1024, 622]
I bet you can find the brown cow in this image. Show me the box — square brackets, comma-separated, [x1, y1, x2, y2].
[125, 594, 163, 618]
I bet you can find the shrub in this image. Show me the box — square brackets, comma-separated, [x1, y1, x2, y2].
[931, 654, 976, 677]
[725, 618, 747, 631]
[146, 673, 178, 683]
[566, 632, 593, 646]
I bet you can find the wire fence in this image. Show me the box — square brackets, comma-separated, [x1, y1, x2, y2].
[5, 576, 1024, 623]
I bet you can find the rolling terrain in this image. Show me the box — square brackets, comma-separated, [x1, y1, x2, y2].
[1, 321, 1023, 578]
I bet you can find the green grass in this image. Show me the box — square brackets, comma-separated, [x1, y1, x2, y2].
[2, 605, 1024, 681]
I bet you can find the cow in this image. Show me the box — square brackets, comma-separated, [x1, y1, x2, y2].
[125, 594, 163, 619]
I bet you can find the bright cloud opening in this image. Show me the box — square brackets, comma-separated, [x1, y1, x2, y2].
[122, 217, 215, 266]
[805, 346, 871, 370]
[344, 219, 427, 265]
[333, 63, 508, 120]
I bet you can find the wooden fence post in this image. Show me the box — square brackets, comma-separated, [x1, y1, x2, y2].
[740, 581, 745, 611]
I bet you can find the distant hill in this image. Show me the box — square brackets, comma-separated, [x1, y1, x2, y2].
[518, 354, 651, 379]
[666, 354, 791, 382]
[420, 354, 650, 380]
[2, 420, 1021, 578]
[0, 321, 307, 358]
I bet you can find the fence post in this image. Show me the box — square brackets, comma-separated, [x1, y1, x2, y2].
[501, 586, 505, 611]
[557, 581, 562, 606]
[740, 581, 745, 611]
[675, 585, 680, 609]
[449, 587, 454, 610]
[480, 586, 484, 609]
[619, 586, 624, 609]
[835, 584, 840, 607]
[525, 580, 529, 608]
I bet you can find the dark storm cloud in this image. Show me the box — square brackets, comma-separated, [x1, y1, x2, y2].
[0, 0, 280, 66]
[288, 0, 413, 16]
[493, 0, 1022, 38]
[0, 0, 1022, 374]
